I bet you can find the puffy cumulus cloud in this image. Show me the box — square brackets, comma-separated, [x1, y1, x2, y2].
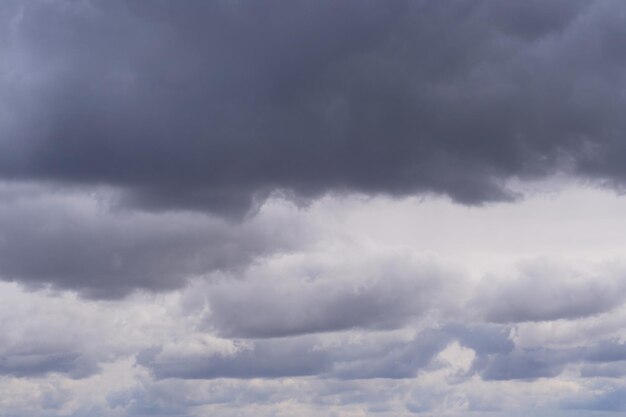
[4, 273, 626, 416]
[3, 0, 626, 215]
[204, 247, 466, 338]
[199, 252, 626, 343]
[0, 182, 309, 298]
[474, 259, 626, 323]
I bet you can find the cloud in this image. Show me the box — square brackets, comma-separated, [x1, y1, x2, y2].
[0, 351, 95, 379]
[4, 274, 626, 415]
[447, 323, 515, 355]
[565, 387, 626, 412]
[467, 337, 626, 381]
[2, 0, 626, 214]
[475, 260, 626, 323]
[580, 361, 626, 378]
[473, 347, 569, 381]
[4, 1, 626, 413]
[0, 283, 104, 379]
[0, 183, 307, 297]
[138, 337, 333, 380]
[582, 338, 626, 363]
[137, 329, 451, 380]
[204, 248, 464, 338]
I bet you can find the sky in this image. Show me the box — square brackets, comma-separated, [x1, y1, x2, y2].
[2, 0, 626, 416]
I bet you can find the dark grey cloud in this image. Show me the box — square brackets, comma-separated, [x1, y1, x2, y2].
[2, 0, 626, 214]
[0, 183, 304, 297]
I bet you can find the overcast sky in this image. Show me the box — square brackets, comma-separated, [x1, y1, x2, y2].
[2, 1, 626, 416]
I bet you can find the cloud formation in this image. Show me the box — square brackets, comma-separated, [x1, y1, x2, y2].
[3, 0, 626, 416]
[205, 248, 463, 338]
[2, 0, 626, 214]
[476, 260, 626, 322]
[0, 183, 307, 297]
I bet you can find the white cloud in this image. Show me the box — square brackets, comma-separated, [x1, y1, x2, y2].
[2, 184, 626, 415]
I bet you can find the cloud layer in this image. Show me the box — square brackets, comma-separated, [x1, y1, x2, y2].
[3, 1, 626, 416]
[2, 0, 626, 214]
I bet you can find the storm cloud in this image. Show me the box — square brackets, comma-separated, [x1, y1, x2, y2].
[2, 0, 626, 214]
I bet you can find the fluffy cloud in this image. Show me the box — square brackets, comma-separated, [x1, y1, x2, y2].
[476, 260, 626, 323]
[205, 248, 464, 338]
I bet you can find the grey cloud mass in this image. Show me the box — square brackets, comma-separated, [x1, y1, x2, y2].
[205, 249, 462, 337]
[1, 0, 626, 214]
[204, 257, 626, 339]
[476, 260, 626, 323]
[0, 183, 306, 297]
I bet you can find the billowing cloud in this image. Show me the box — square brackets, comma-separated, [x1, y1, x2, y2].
[0, 183, 307, 297]
[2, 0, 626, 214]
[205, 248, 464, 338]
[476, 260, 626, 323]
